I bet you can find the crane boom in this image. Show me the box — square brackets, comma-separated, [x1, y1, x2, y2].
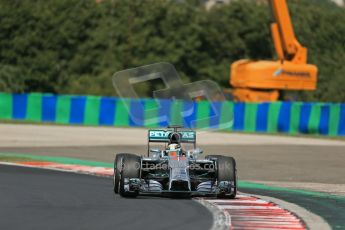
[270, 0, 298, 57]
[270, 0, 307, 63]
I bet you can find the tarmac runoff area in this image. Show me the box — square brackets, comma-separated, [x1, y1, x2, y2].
[1, 123, 345, 147]
[0, 123, 344, 229]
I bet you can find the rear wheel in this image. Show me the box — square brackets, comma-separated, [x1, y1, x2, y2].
[119, 154, 141, 198]
[205, 155, 237, 199]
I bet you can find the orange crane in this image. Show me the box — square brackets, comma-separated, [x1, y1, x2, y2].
[229, 0, 318, 102]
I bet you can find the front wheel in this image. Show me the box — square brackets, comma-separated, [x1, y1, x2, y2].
[119, 154, 141, 198]
[206, 155, 237, 199]
[113, 153, 125, 194]
[113, 153, 138, 194]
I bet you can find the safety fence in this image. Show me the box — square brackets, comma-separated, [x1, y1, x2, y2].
[0, 92, 344, 136]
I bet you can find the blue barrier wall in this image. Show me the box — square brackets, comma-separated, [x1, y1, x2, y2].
[0, 92, 344, 136]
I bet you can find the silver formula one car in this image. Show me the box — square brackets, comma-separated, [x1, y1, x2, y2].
[113, 126, 237, 198]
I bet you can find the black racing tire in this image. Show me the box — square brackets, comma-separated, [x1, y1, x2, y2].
[119, 154, 141, 198]
[113, 153, 126, 194]
[114, 153, 138, 194]
[205, 155, 237, 199]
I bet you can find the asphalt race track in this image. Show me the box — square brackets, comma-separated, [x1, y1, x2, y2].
[0, 165, 212, 230]
[1, 124, 345, 229]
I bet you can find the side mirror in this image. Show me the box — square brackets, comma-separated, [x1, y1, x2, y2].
[150, 148, 161, 159]
[190, 148, 203, 159]
[193, 148, 203, 154]
[150, 148, 161, 153]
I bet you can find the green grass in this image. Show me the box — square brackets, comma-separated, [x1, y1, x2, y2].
[239, 180, 345, 200]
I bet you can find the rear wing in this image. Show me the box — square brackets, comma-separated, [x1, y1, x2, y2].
[148, 130, 196, 143]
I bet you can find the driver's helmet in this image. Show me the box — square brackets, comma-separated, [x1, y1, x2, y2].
[168, 132, 181, 145]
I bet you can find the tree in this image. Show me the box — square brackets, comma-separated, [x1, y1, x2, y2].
[0, 0, 344, 101]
